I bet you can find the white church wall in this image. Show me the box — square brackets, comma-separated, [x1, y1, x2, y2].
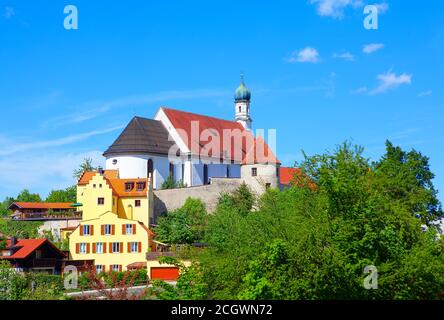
[105, 154, 170, 189]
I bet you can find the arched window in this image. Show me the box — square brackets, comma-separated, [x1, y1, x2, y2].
[203, 164, 209, 185]
[169, 163, 175, 181]
[147, 159, 154, 178]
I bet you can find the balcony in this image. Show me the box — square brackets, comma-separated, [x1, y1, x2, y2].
[32, 258, 57, 268]
[11, 210, 83, 221]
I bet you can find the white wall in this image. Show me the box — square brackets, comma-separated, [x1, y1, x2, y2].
[105, 154, 170, 189]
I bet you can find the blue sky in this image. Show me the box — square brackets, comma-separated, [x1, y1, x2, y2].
[0, 0, 443, 201]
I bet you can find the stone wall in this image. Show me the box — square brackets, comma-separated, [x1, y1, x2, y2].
[153, 178, 243, 218]
[38, 219, 81, 239]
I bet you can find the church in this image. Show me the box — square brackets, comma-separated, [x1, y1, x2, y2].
[102, 76, 282, 192]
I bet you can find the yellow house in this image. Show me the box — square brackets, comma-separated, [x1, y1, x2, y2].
[69, 170, 155, 272]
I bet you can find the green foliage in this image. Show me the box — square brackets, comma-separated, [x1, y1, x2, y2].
[0, 197, 15, 216]
[154, 198, 207, 244]
[0, 262, 64, 300]
[161, 175, 187, 190]
[73, 157, 96, 179]
[46, 185, 77, 203]
[0, 220, 42, 239]
[16, 189, 42, 203]
[184, 141, 444, 300]
[149, 257, 206, 300]
[221, 182, 255, 216]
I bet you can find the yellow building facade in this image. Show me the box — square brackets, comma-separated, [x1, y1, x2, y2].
[69, 170, 154, 272]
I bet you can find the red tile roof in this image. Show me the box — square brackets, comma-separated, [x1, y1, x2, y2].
[161, 107, 280, 164]
[9, 202, 74, 210]
[280, 167, 302, 186]
[2, 238, 64, 260]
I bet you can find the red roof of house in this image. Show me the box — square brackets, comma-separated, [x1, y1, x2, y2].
[2, 238, 64, 260]
[9, 202, 74, 210]
[280, 167, 302, 186]
[161, 107, 280, 164]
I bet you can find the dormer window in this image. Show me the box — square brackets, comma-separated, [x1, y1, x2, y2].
[125, 182, 134, 192]
[136, 182, 146, 191]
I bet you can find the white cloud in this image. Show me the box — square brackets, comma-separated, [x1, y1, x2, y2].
[418, 90, 432, 97]
[369, 70, 412, 95]
[350, 86, 368, 95]
[286, 47, 320, 63]
[0, 150, 105, 199]
[0, 125, 124, 156]
[42, 89, 229, 128]
[333, 52, 355, 61]
[3, 7, 14, 19]
[374, 3, 389, 14]
[363, 43, 384, 54]
[309, 1, 389, 19]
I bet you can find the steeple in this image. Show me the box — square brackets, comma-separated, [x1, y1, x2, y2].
[234, 74, 252, 131]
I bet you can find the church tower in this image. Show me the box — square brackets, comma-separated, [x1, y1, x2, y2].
[234, 74, 252, 131]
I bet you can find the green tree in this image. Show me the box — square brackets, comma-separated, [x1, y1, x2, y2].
[0, 197, 15, 216]
[73, 158, 96, 180]
[188, 141, 444, 300]
[46, 185, 77, 203]
[154, 198, 207, 244]
[16, 189, 42, 203]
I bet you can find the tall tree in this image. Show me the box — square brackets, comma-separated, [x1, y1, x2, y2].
[73, 158, 97, 179]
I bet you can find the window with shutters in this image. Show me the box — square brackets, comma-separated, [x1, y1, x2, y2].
[130, 242, 139, 253]
[111, 265, 121, 272]
[82, 225, 92, 236]
[125, 224, 134, 235]
[104, 224, 112, 235]
[79, 243, 87, 254]
[96, 242, 104, 254]
[112, 242, 120, 253]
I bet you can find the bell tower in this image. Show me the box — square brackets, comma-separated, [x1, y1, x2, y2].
[234, 74, 252, 131]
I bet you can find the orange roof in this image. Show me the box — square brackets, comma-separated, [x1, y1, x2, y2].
[127, 261, 147, 269]
[2, 238, 64, 259]
[77, 170, 119, 185]
[9, 202, 74, 210]
[280, 167, 302, 186]
[161, 107, 280, 164]
[107, 178, 149, 197]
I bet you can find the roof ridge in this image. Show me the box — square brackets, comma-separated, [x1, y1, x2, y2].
[162, 106, 244, 127]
